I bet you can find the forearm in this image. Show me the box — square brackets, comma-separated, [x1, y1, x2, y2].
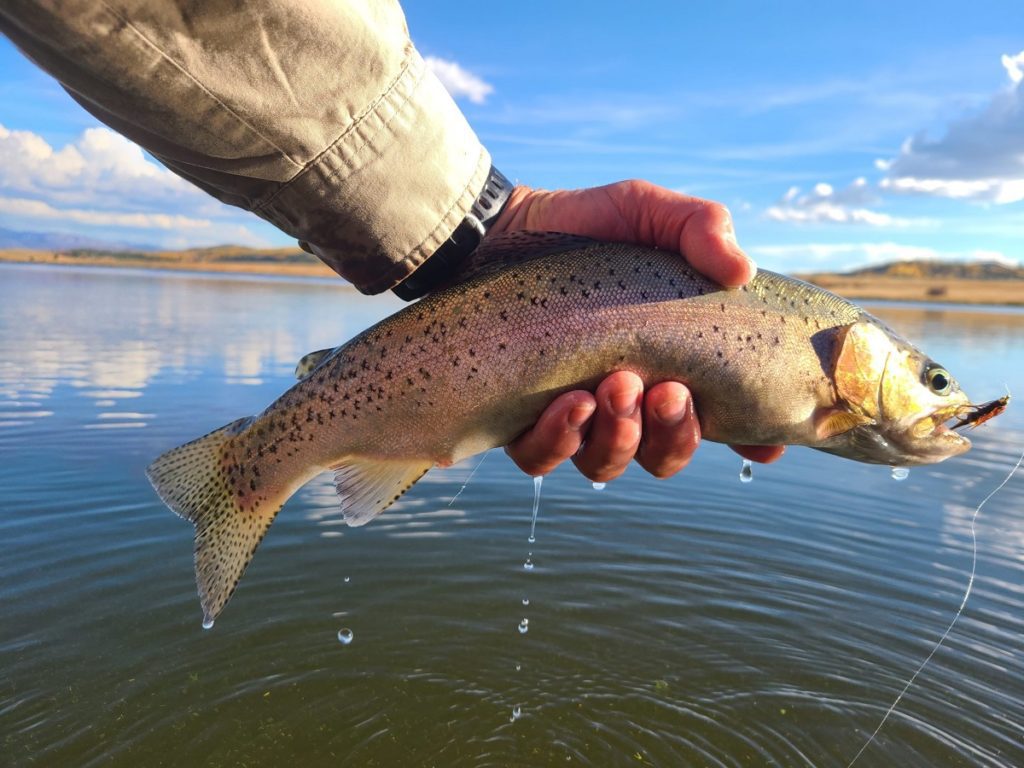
[0, 0, 490, 293]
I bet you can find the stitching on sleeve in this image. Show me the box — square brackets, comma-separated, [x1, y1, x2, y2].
[253, 52, 420, 214]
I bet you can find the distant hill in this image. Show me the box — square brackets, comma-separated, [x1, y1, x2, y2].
[836, 260, 1024, 280]
[58, 244, 317, 265]
[0, 242, 334, 279]
[0, 226, 158, 252]
[799, 259, 1024, 306]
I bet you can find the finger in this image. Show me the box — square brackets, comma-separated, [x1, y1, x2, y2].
[677, 200, 755, 288]
[636, 382, 700, 478]
[506, 391, 597, 476]
[730, 444, 786, 464]
[572, 371, 643, 483]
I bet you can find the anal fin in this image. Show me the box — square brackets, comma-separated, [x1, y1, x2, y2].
[332, 458, 433, 526]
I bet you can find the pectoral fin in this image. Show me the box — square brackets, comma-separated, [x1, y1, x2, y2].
[815, 408, 876, 440]
[332, 458, 433, 526]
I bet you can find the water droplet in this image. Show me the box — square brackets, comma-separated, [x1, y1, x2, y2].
[510, 704, 522, 721]
[337, 628, 354, 645]
[343, 576, 351, 583]
[518, 618, 529, 634]
[592, 482, 606, 491]
[891, 466, 910, 481]
[739, 459, 753, 483]
[529, 475, 542, 543]
[201, 617, 215, 630]
[515, 663, 521, 672]
[527, 534, 536, 544]
[522, 597, 530, 606]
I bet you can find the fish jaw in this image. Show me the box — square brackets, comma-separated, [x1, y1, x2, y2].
[815, 415, 972, 466]
[891, 407, 973, 465]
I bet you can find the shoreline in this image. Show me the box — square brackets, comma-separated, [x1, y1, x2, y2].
[797, 273, 1024, 307]
[0, 249, 337, 279]
[2, 250, 1022, 306]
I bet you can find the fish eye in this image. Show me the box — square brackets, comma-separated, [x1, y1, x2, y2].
[925, 366, 952, 396]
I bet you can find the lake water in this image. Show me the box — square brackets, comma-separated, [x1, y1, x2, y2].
[2, 263, 1022, 767]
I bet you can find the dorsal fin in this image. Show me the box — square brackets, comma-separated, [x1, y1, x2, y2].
[445, 231, 600, 287]
[294, 348, 334, 380]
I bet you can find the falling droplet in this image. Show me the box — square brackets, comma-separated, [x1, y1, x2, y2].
[337, 628, 354, 645]
[522, 597, 530, 606]
[739, 459, 753, 483]
[518, 618, 529, 634]
[523, 559, 534, 571]
[515, 663, 521, 672]
[592, 481, 606, 491]
[529, 475, 542, 544]
[343, 576, 351, 583]
[510, 704, 522, 722]
[891, 466, 910, 481]
[201, 616, 215, 630]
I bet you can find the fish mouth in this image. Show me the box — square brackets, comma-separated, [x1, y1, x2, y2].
[909, 395, 1009, 460]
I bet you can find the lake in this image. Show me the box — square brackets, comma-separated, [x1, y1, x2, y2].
[2, 263, 1022, 767]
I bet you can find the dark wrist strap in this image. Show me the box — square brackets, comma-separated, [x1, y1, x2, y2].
[393, 165, 513, 300]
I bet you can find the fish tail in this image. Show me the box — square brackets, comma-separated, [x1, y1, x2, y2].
[146, 416, 279, 627]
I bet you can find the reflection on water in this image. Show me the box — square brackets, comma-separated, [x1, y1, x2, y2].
[1, 264, 1022, 767]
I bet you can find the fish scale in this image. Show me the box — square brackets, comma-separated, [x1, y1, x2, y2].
[147, 232, 992, 625]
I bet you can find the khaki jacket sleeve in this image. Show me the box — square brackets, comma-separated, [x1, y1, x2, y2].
[0, 0, 491, 293]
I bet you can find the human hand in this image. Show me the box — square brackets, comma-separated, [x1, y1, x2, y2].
[490, 179, 786, 481]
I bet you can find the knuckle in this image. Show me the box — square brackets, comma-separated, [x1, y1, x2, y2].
[705, 201, 732, 224]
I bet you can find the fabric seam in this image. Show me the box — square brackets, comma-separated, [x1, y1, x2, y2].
[253, 52, 421, 214]
[360, 146, 489, 294]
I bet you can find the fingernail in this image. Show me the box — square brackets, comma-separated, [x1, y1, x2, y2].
[568, 402, 596, 429]
[609, 389, 641, 418]
[654, 396, 688, 426]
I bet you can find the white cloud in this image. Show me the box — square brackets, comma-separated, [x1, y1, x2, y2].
[425, 56, 494, 104]
[0, 124, 198, 207]
[0, 124, 279, 248]
[1003, 51, 1024, 85]
[764, 178, 931, 227]
[0, 195, 213, 229]
[880, 51, 1024, 204]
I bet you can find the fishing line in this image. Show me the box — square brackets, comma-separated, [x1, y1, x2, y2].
[846, 445, 1024, 767]
[447, 450, 490, 507]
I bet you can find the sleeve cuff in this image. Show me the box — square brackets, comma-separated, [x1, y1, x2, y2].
[254, 51, 492, 294]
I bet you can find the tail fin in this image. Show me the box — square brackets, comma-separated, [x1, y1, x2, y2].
[146, 417, 277, 627]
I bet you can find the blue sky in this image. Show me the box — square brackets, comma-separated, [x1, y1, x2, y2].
[1, 2, 1023, 272]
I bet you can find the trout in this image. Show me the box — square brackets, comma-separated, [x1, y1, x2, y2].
[147, 232, 1006, 625]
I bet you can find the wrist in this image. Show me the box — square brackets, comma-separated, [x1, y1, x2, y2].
[485, 184, 538, 238]
[393, 165, 514, 300]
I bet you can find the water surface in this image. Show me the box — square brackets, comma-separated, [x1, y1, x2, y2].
[2, 264, 1022, 767]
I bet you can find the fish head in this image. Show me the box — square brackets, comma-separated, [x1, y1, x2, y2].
[822, 320, 972, 466]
